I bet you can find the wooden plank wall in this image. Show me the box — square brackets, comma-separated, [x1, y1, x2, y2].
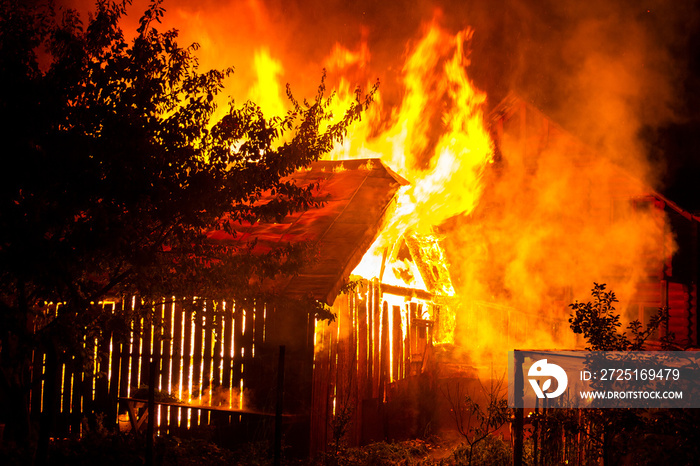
[29, 296, 294, 440]
[311, 279, 419, 453]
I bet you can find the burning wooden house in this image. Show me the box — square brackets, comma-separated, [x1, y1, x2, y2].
[30, 158, 458, 454]
[29, 94, 699, 455]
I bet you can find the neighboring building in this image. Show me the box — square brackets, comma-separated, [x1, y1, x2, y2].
[488, 93, 699, 347]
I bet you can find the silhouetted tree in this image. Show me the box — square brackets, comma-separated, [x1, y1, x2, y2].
[529, 283, 700, 465]
[0, 0, 371, 461]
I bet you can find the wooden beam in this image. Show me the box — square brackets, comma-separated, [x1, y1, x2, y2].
[380, 283, 434, 301]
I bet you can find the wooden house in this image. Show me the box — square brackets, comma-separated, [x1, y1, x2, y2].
[487, 93, 700, 347]
[30, 158, 457, 455]
[30, 96, 699, 456]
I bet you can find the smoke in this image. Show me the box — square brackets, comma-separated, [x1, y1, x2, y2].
[503, 1, 686, 189]
[57, 1, 694, 157]
[436, 0, 690, 364]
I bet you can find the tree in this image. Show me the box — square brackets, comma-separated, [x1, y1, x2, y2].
[532, 283, 700, 465]
[443, 375, 510, 466]
[568, 282, 672, 351]
[0, 0, 371, 459]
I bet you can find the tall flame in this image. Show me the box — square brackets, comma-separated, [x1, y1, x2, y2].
[325, 22, 494, 244]
[240, 20, 493, 245]
[249, 49, 286, 119]
[141, 1, 672, 367]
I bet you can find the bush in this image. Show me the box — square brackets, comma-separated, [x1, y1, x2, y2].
[445, 435, 511, 466]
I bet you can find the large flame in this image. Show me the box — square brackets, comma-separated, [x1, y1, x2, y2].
[118, 1, 674, 370]
[323, 23, 494, 244]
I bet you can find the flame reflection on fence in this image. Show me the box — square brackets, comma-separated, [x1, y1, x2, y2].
[32, 297, 267, 436]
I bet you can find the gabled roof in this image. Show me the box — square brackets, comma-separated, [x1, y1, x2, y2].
[489, 93, 700, 223]
[208, 159, 407, 304]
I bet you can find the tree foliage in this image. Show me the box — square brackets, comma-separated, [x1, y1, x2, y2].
[535, 282, 698, 465]
[568, 282, 671, 351]
[0, 0, 371, 451]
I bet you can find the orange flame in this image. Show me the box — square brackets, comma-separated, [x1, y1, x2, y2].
[142, 2, 672, 369]
[324, 22, 494, 245]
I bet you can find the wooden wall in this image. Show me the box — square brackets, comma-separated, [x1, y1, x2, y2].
[310, 279, 434, 453]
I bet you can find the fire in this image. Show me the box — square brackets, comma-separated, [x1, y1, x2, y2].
[145, 1, 671, 368]
[235, 23, 494, 351]
[322, 22, 493, 347]
[324, 23, 493, 245]
[249, 49, 286, 119]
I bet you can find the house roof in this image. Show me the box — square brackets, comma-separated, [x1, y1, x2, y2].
[208, 159, 407, 304]
[489, 93, 700, 223]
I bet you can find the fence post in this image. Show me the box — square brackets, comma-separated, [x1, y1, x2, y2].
[273, 345, 286, 466]
[513, 350, 524, 466]
[146, 355, 158, 466]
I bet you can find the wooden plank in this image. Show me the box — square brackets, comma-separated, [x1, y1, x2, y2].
[262, 300, 276, 345]
[181, 301, 193, 406]
[73, 354, 85, 435]
[118, 339, 130, 400]
[117, 299, 129, 399]
[221, 300, 234, 406]
[327, 309, 338, 447]
[248, 299, 268, 398]
[255, 299, 267, 346]
[240, 299, 255, 415]
[139, 304, 153, 393]
[372, 280, 381, 398]
[202, 300, 214, 406]
[241, 300, 261, 403]
[350, 291, 362, 446]
[358, 290, 368, 403]
[169, 301, 183, 430]
[191, 301, 204, 427]
[30, 349, 45, 423]
[96, 302, 114, 428]
[364, 281, 373, 399]
[58, 358, 71, 435]
[109, 327, 122, 422]
[310, 321, 326, 454]
[336, 294, 348, 426]
[157, 301, 170, 393]
[380, 283, 434, 301]
[393, 305, 402, 381]
[232, 300, 243, 405]
[404, 304, 411, 380]
[80, 348, 93, 435]
[243, 299, 255, 357]
[379, 300, 389, 401]
[154, 300, 167, 434]
[212, 301, 223, 400]
[129, 309, 142, 395]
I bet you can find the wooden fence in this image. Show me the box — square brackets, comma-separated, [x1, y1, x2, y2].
[30, 296, 314, 447]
